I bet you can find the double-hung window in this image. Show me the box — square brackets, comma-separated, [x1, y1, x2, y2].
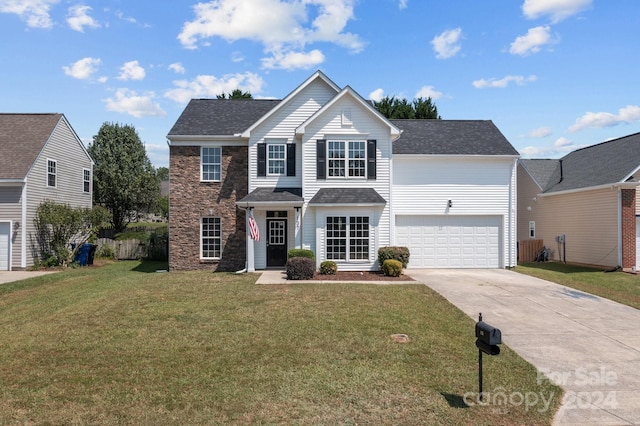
[202, 147, 221, 181]
[327, 140, 366, 178]
[47, 159, 57, 187]
[201, 217, 221, 259]
[267, 144, 286, 175]
[326, 216, 369, 261]
[83, 168, 90, 193]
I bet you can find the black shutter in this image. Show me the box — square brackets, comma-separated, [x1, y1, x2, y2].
[286, 143, 296, 176]
[317, 139, 326, 180]
[367, 139, 377, 180]
[257, 143, 266, 177]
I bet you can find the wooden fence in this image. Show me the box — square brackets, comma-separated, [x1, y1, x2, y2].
[97, 238, 168, 261]
[518, 239, 543, 262]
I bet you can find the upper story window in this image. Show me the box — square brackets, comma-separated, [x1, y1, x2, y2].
[267, 144, 286, 175]
[83, 168, 90, 193]
[328, 140, 366, 178]
[201, 147, 221, 181]
[47, 159, 57, 187]
[317, 139, 376, 180]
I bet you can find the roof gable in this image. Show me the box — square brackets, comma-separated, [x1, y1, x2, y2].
[519, 159, 562, 191]
[391, 120, 519, 156]
[0, 113, 63, 180]
[240, 70, 340, 138]
[295, 86, 401, 139]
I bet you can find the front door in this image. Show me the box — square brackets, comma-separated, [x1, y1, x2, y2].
[266, 219, 287, 267]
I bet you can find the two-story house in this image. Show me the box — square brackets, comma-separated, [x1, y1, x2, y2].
[0, 113, 93, 270]
[167, 71, 519, 272]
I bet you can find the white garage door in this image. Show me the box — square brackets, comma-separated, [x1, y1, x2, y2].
[0, 222, 10, 271]
[395, 215, 501, 268]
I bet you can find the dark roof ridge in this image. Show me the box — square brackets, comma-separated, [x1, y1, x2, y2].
[561, 131, 640, 158]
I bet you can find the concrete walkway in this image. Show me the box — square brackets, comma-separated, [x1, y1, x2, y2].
[0, 270, 58, 285]
[406, 269, 640, 426]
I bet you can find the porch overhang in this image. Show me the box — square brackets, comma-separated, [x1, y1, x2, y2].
[236, 187, 304, 208]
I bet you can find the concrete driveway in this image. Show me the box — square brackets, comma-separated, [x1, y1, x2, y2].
[0, 270, 58, 285]
[406, 269, 640, 426]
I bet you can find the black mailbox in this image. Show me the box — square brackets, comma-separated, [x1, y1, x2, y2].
[475, 320, 501, 356]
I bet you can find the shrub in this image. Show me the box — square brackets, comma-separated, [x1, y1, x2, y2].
[96, 244, 115, 259]
[286, 257, 315, 280]
[378, 246, 410, 268]
[319, 260, 337, 275]
[288, 248, 315, 260]
[382, 259, 403, 277]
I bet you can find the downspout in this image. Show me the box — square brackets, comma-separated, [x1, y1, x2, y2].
[617, 188, 622, 268]
[21, 179, 27, 269]
[235, 206, 249, 274]
[558, 159, 563, 183]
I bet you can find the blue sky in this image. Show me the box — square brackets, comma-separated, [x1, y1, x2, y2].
[1, 0, 639, 168]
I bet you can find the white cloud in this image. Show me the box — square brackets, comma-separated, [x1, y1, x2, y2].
[431, 27, 462, 59]
[0, 0, 59, 28]
[472, 75, 537, 89]
[398, 0, 408, 10]
[523, 126, 552, 138]
[118, 60, 145, 81]
[62, 57, 101, 80]
[168, 62, 186, 74]
[415, 85, 443, 100]
[67, 5, 99, 32]
[104, 88, 166, 118]
[510, 26, 556, 56]
[231, 51, 244, 62]
[569, 105, 640, 132]
[368, 88, 384, 102]
[262, 49, 324, 70]
[164, 72, 265, 104]
[519, 137, 580, 157]
[522, 0, 592, 23]
[177, 0, 362, 70]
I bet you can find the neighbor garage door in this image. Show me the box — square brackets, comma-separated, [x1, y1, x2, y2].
[395, 215, 501, 268]
[0, 222, 10, 271]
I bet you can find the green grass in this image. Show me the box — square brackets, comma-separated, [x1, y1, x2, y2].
[0, 261, 561, 425]
[515, 262, 640, 310]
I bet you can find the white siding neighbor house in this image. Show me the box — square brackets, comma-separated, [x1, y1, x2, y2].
[167, 71, 519, 272]
[0, 114, 93, 270]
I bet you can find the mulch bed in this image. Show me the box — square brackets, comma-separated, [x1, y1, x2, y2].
[312, 271, 413, 281]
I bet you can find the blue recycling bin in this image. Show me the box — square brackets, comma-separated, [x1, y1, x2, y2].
[74, 243, 92, 266]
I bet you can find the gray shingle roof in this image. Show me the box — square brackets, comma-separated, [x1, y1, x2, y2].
[519, 159, 562, 191]
[521, 132, 640, 193]
[237, 187, 303, 205]
[167, 99, 281, 136]
[309, 188, 386, 205]
[391, 119, 519, 156]
[0, 113, 62, 180]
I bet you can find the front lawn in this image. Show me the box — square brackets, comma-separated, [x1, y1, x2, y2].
[515, 262, 640, 310]
[0, 261, 560, 425]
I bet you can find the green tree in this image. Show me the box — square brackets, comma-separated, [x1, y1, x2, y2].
[156, 166, 169, 181]
[88, 122, 159, 232]
[374, 95, 441, 119]
[216, 89, 253, 99]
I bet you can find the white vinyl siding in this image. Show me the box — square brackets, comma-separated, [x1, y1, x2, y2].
[0, 222, 10, 270]
[393, 156, 517, 268]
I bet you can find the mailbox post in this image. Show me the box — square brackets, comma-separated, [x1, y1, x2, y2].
[475, 313, 501, 401]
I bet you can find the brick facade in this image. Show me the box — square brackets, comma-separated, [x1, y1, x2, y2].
[621, 188, 636, 269]
[169, 145, 248, 271]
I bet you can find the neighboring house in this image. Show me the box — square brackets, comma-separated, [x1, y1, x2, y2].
[0, 113, 93, 270]
[518, 132, 639, 271]
[167, 71, 519, 272]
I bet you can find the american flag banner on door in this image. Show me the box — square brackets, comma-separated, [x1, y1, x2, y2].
[249, 211, 260, 241]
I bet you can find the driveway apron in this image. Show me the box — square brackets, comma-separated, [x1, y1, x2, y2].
[406, 269, 640, 426]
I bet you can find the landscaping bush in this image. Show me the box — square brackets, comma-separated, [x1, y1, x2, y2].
[319, 260, 337, 275]
[382, 259, 403, 277]
[287, 248, 315, 260]
[378, 246, 410, 268]
[96, 244, 115, 259]
[286, 257, 315, 280]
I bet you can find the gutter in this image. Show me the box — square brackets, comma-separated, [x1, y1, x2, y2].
[538, 182, 638, 197]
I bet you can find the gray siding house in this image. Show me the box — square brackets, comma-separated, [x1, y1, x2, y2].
[0, 113, 93, 270]
[167, 71, 519, 272]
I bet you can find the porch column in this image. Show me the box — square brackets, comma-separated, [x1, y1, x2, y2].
[295, 207, 301, 249]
